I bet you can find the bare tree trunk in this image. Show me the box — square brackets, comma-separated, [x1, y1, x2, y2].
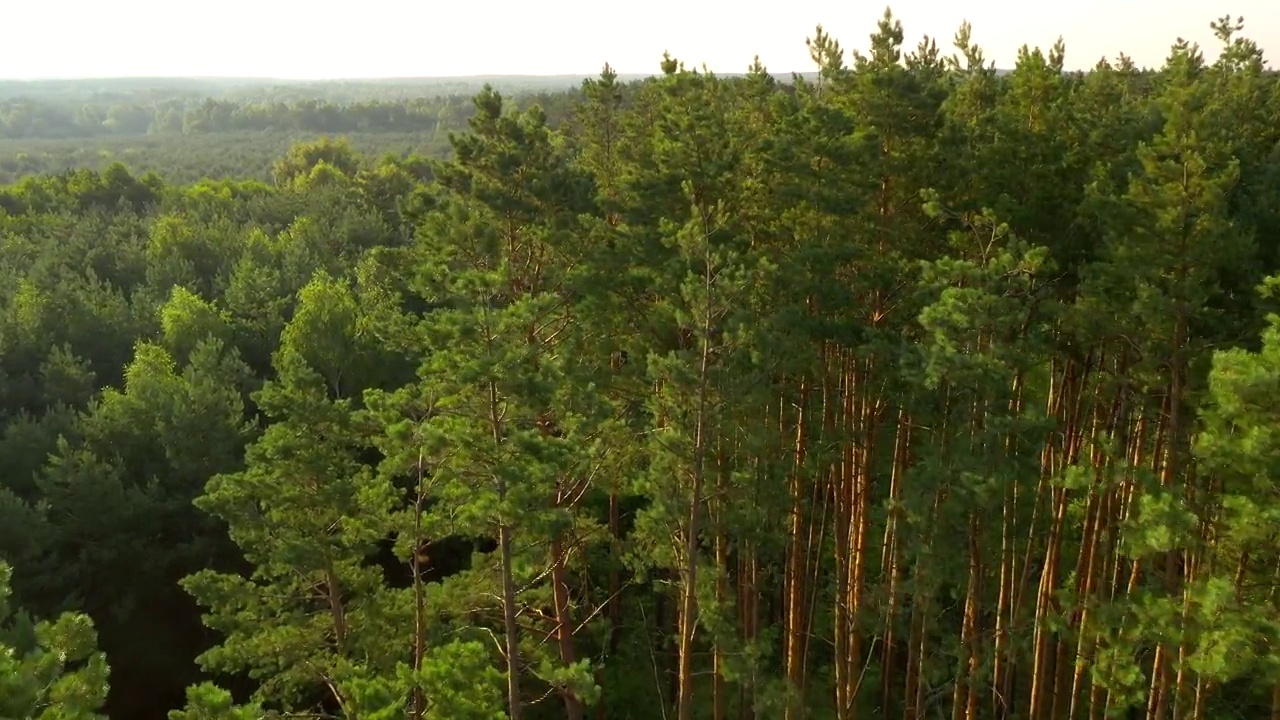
[411, 453, 427, 720]
[498, 520, 524, 720]
[882, 408, 909, 720]
[784, 380, 812, 720]
[551, 534, 584, 720]
[677, 229, 717, 720]
[832, 353, 854, 720]
[713, 442, 730, 720]
[952, 513, 982, 720]
[488, 369, 524, 720]
[845, 357, 877, 720]
[992, 488, 1014, 720]
[1028, 355, 1093, 720]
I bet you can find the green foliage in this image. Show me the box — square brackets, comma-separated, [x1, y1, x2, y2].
[272, 137, 361, 187]
[3, 13, 1280, 720]
[166, 684, 262, 720]
[180, 346, 401, 709]
[340, 642, 507, 720]
[158, 287, 233, 364]
[0, 561, 110, 720]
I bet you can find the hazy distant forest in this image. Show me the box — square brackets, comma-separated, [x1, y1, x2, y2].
[0, 75, 617, 184]
[5, 9, 1280, 720]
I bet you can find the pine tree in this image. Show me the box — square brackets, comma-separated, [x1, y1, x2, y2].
[0, 560, 110, 720]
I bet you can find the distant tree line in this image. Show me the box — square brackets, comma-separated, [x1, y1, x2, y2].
[0, 132, 445, 185]
[0, 90, 588, 140]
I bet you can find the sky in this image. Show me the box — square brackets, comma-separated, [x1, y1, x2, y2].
[3, 0, 1277, 80]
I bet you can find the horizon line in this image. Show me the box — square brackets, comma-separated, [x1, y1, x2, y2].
[0, 71, 809, 82]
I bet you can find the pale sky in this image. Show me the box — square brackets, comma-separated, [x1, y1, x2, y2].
[2, 0, 1276, 79]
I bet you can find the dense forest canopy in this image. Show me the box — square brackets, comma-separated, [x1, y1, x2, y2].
[3, 8, 1280, 720]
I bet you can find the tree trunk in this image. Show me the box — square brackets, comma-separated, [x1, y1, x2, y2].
[784, 379, 812, 720]
[551, 534, 585, 720]
[951, 513, 980, 720]
[412, 453, 427, 720]
[608, 489, 622, 652]
[1028, 355, 1093, 720]
[740, 536, 760, 720]
[713, 443, 730, 720]
[832, 352, 854, 720]
[785, 378, 812, 698]
[992, 371, 1024, 720]
[490, 373, 524, 720]
[881, 408, 909, 720]
[677, 232, 717, 720]
[498, 521, 524, 720]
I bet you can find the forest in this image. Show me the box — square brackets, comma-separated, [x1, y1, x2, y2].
[3, 9, 1280, 720]
[0, 75, 612, 139]
[0, 75, 609, 184]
